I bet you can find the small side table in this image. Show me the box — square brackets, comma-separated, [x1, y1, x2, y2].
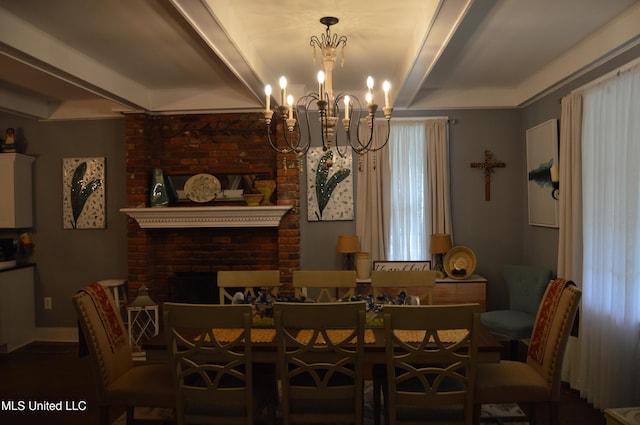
[127, 305, 159, 352]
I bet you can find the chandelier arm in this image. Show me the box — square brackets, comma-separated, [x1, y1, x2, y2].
[265, 118, 295, 155]
[363, 116, 392, 153]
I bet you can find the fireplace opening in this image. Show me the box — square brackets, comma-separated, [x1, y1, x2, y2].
[169, 272, 218, 304]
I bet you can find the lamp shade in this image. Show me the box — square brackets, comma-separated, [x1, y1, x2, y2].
[430, 234, 452, 254]
[336, 234, 360, 253]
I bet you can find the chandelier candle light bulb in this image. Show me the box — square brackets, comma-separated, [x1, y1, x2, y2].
[318, 71, 325, 101]
[344, 95, 350, 120]
[279, 76, 287, 104]
[265, 84, 271, 111]
[287, 95, 294, 119]
[383, 81, 391, 108]
[367, 76, 374, 103]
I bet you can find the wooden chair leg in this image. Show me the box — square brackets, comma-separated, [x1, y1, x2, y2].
[472, 404, 482, 425]
[126, 406, 135, 424]
[98, 406, 110, 425]
[550, 401, 560, 425]
[373, 378, 382, 425]
[528, 402, 537, 425]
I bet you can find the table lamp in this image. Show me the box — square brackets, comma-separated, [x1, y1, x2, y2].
[430, 233, 452, 272]
[336, 234, 360, 270]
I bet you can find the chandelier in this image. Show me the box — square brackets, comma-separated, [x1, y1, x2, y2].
[263, 17, 393, 164]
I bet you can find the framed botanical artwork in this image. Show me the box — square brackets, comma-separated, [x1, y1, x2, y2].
[63, 157, 106, 229]
[526, 119, 559, 227]
[306, 147, 353, 221]
[373, 261, 432, 271]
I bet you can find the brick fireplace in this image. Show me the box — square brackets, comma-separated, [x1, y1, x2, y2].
[124, 113, 300, 303]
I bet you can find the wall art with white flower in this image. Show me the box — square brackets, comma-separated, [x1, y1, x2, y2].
[63, 157, 105, 229]
[306, 147, 353, 221]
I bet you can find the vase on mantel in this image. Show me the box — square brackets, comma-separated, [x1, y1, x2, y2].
[356, 252, 372, 280]
[149, 168, 169, 207]
[254, 179, 276, 205]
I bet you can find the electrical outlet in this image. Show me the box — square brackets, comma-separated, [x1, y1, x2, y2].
[44, 297, 53, 310]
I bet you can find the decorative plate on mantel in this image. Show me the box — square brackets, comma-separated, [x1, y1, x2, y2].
[184, 173, 221, 203]
[443, 246, 477, 280]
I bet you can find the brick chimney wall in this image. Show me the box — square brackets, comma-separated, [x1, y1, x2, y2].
[124, 113, 300, 302]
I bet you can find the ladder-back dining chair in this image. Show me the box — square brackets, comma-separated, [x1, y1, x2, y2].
[381, 303, 481, 425]
[370, 270, 444, 305]
[292, 270, 357, 302]
[274, 301, 366, 425]
[217, 270, 280, 304]
[164, 302, 260, 425]
[72, 283, 175, 425]
[473, 279, 581, 425]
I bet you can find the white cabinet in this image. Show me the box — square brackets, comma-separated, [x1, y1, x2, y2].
[0, 153, 35, 228]
[0, 265, 35, 352]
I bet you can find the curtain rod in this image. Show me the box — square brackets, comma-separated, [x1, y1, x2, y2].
[572, 56, 640, 94]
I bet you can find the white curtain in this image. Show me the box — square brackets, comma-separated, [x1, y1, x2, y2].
[557, 93, 584, 388]
[576, 62, 640, 408]
[356, 121, 391, 261]
[427, 119, 452, 236]
[356, 118, 451, 261]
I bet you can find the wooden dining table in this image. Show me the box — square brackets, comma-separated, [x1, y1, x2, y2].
[142, 320, 503, 365]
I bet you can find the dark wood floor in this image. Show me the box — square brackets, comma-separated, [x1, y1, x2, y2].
[0, 341, 606, 425]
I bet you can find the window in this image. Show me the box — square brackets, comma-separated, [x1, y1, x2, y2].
[387, 122, 429, 260]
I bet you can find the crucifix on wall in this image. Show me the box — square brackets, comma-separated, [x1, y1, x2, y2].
[470, 150, 506, 201]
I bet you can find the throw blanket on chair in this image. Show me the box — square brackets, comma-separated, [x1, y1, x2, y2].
[528, 278, 571, 364]
[79, 282, 127, 353]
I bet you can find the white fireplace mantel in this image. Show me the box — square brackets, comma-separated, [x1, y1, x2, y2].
[120, 205, 292, 228]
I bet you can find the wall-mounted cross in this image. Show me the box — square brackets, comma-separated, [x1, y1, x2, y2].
[470, 150, 506, 201]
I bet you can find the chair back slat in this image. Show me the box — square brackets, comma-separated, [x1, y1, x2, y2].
[371, 270, 443, 304]
[218, 270, 280, 304]
[274, 301, 366, 425]
[292, 270, 357, 302]
[164, 303, 254, 425]
[383, 303, 481, 425]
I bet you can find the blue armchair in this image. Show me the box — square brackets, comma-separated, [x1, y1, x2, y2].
[481, 265, 552, 358]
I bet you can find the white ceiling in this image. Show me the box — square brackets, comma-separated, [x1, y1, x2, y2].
[0, 0, 639, 120]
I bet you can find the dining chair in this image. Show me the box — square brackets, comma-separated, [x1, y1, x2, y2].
[382, 303, 481, 425]
[217, 270, 281, 304]
[292, 270, 357, 302]
[473, 279, 581, 425]
[480, 265, 552, 359]
[370, 270, 444, 305]
[164, 302, 263, 425]
[72, 283, 175, 425]
[274, 301, 366, 425]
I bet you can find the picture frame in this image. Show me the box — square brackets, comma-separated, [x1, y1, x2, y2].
[63, 157, 106, 229]
[307, 147, 353, 221]
[373, 261, 432, 271]
[526, 119, 559, 228]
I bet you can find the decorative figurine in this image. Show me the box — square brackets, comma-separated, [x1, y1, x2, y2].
[2, 128, 17, 153]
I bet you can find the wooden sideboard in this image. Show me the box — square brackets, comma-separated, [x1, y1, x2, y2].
[355, 274, 487, 311]
[433, 274, 487, 311]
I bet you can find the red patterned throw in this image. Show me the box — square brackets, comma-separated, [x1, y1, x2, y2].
[528, 278, 568, 364]
[81, 282, 127, 353]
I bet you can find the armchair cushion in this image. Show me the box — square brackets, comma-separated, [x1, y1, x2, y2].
[504, 265, 552, 316]
[480, 310, 536, 340]
[480, 265, 552, 341]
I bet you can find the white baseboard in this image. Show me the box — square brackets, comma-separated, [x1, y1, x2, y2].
[34, 327, 78, 342]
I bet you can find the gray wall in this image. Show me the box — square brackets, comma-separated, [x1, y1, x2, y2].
[0, 114, 127, 327]
[299, 109, 525, 310]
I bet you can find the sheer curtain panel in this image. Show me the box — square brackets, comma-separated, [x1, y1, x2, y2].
[579, 62, 640, 408]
